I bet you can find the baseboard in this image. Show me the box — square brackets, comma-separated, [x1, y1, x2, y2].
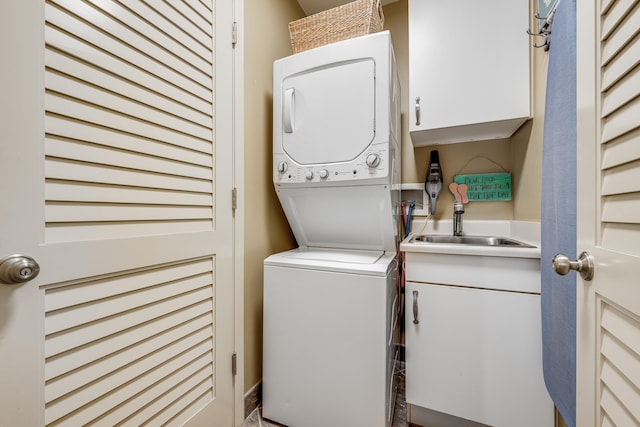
[244, 381, 262, 418]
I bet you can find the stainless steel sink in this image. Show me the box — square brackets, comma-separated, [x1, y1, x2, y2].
[409, 234, 536, 248]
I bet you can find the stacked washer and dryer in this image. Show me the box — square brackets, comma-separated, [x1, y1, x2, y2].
[263, 31, 401, 427]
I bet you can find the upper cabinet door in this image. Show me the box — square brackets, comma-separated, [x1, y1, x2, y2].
[408, 0, 531, 146]
[281, 59, 376, 165]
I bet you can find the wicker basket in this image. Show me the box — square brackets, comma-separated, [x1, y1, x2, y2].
[288, 0, 384, 54]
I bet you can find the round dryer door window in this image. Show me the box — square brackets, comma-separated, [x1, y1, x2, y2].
[281, 59, 375, 165]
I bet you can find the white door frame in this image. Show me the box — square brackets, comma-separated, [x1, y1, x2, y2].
[215, 0, 246, 423]
[575, 0, 596, 422]
[231, 0, 245, 424]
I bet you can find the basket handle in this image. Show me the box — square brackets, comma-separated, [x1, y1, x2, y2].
[376, 0, 385, 27]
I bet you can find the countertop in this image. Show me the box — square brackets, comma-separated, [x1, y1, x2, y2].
[400, 220, 541, 259]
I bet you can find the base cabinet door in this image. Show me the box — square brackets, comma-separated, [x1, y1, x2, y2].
[405, 282, 553, 427]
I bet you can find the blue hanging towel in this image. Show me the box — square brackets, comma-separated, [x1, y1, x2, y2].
[540, 0, 577, 425]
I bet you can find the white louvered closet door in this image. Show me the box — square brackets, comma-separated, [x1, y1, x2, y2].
[0, 1, 236, 426]
[577, 0, 640, 426]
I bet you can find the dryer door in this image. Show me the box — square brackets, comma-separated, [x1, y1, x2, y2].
[281, 59, 375, 165]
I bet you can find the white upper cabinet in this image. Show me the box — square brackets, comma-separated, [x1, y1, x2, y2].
[408, 0, 531, 146]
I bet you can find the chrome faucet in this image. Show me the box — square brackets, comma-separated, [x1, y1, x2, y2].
[453, 201, 464, 236]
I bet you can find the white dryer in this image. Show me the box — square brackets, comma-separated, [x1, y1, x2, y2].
[263, 31, 401, 427]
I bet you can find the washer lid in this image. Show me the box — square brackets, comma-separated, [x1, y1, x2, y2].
[281, 58, 375, 165]
[282, 248, 384, 264]
[265, 248, 396, 276]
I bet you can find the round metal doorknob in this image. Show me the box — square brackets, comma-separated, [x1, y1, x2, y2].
[552, 251, 594, 281]
[0, 254, 40, 284]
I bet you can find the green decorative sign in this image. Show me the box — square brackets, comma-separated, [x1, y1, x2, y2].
[454, 172, 512, 201]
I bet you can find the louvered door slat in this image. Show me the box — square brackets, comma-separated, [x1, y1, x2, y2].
[598, 302, 640, 425]
[601, 361, 640, 421]
[601, 0, 636, 42]
[101, 367, 213, 427]
[601, 193, 640, 223]
[601, 334, 640, 394]
[115, 0, 212, 62]
[46, 203, 212, 223]
[45, 286, 212, 357]
[601, 159, 640, 194]
[601, 129, 640, 169]
[151, 1, 213, 37]
[46, 182, 212, 207]
[188, 0, 214, 16]
[45, 302, 212, 380]
[45, 49, 212, 128]
[45, 26, 212, 114]
[602, 2, 640, 66]
[603, 414, 616, 427]
[45, 95, 211, 153]
[49, 0, 212, 88]
[45, 275, 211, 334]
[601, 64, 640, 116]
[46, 72, 211, 140]
[45, 220, 212, 243]
[45, 138, 212, 180]
[45, 160, 212, 193]
[602, 304, 640, 356]
[98, 351, 212, 426]
[45, 5, 211, 99]
[602, 95, 640, 142]
[601, 38, 640, 90]
[46, 332, 211, 419]
[45, 343, 212, 425]
[85, 0, 212, 73]
[127, 2, 212, 57]
[46, 317, 212, 402]
[45, 259, 212, 310]
[600, 386, 639, 426]
[46, 116, 211, 166]
[145, 379, 213, 427]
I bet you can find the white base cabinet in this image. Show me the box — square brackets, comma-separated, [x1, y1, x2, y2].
[408, 0, 531, 146]
[405, 281, 553, 427]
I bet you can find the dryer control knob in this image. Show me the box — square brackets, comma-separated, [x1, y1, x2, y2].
[319, 169, 329, 179]
[366, 153, 381, 168]
[277, 161, 288, 174]
[305, 170, 314, 180]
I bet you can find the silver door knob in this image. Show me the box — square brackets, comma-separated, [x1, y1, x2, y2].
[0, 254, 40, 284]
[552, 251, 594, 281]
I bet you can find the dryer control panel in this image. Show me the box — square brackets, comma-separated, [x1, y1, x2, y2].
[274, 145, 391, 185]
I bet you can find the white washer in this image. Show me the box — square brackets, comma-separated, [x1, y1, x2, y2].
[263, 31, 400, 427]
[263, 249, 398, 427]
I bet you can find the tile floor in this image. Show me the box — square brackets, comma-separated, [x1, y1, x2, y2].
[240, 363, 407, 427]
